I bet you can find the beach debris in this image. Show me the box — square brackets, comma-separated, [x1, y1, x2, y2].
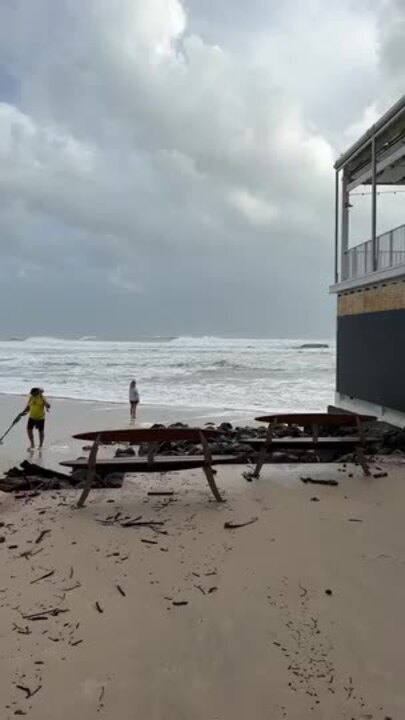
[120, 518, 165, 529]
[94, 601, 104, 614]
[35, 529, 51, 545]
[373, 471, 388, 478]
[116, 584, 126, 597]
[98, 685, 105, 711]
[208, 586, 218, 594]
[70, 639, 83, 647]
[298, 581, 308, 598]
[23, 607, 69, 620]
[69, 565, 74, 579]
[0, 536, 5, 543]
[348, 518, 363, 523]
[325, 589, 333, 596]
[21, 461, 70, 480]
[16, 684, 42, 700]
[30, 570, 55, 585]
[310, 497, 320, 502]
[12, 623, 32, 635]
[194, 585, 206, 595]
[172, 600, 189, 607]
[147, 491, 174, 496]
[141, 538, 158, 545]
[300, 477, 338, 487]
[61, 582, 81, 592]
[20, 547, 43, 560]
[224, 517, 258, 529]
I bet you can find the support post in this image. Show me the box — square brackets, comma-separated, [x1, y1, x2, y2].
[199, 431, 224, 503]
[77, 435, 101, 508]
[371, 137, 378, 272]
[334, 170, 339, 283]
[341, 171, 349, 280]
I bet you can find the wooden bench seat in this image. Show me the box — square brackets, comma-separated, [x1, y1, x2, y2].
[64, 427, 236, 506]
[61, 454, 238, 474]
[246, 412, 377, 479]
[241, 436, 377, 449]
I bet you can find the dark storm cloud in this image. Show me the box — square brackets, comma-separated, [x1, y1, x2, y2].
[0, 0, 402, 338]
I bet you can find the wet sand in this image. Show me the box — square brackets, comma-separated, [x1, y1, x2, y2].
[0, 394, 254, 474]
[1, 458, 405, 719]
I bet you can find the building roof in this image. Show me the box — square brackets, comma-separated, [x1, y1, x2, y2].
[334, 95, 405, 190]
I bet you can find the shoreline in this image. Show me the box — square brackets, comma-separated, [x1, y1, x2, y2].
[0, 391, 262, 416]
[0, 394, 257, 474]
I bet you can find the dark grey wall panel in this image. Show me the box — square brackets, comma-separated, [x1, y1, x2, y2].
[337, 309, 405, 412]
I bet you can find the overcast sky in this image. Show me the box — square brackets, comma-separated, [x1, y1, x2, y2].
[0, 0, 404, 339]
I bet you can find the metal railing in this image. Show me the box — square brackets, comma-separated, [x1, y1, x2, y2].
[344, 223, 405, 281]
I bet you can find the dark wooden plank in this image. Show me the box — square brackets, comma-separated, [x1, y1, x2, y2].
[240, 437, 365, 447]
[255, 413, 376, 426]
[73, 428, 220, 445]
[61, 454, 238, 474]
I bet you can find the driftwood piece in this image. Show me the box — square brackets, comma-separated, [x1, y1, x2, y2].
[12, 623, 32, 635]
[35, 529, 51, 545]
[300, 477, 338, 487]
[224, 517, 258, 529]
[120, 519, 165, 528]
[61, 582, 82, 592]
[30, 570, 55, 585]
[116, 584, 126, 597]
[147, 491, 174, 497]
[94, 601, 103, 614]
[19, 547, 44, 560]
[23, 608, 69, 620]
[16, 684, 42, 699]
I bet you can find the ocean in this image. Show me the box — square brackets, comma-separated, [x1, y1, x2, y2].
[0, 336, 335, 414]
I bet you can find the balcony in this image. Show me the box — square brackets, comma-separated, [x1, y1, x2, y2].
[343, 223, 405, 281]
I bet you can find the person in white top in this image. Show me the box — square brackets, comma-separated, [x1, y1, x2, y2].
[129, 380, 140, 423]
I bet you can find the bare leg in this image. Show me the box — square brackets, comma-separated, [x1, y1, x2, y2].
[39, 429, 44, 448]
[27, 426, 34, 449]
[130, 403, 135, 423]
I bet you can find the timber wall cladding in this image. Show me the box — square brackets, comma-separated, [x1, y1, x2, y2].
[336, 281, 405, 412]
[338, 280, 405, 316]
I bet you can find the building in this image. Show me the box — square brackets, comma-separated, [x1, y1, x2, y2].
[331, 96, 405, 427]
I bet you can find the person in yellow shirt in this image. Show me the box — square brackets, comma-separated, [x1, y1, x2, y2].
[22, 388, 51, 450]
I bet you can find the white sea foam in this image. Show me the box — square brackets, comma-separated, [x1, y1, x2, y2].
[0, 336, 335, 412]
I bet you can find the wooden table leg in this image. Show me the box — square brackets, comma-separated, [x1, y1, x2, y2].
[200, 432, 224, 502]
[77, 435, 100, 508]
[355, 417, 371, 476]
[356, 445, 371, 476]
[251, 420, 276, 479]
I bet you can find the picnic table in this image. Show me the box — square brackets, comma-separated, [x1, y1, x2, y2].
[61, 427, 238, 506]
[243, 412, 378, 479]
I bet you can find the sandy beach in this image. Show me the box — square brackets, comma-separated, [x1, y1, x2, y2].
[1, 418, 405, 719]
